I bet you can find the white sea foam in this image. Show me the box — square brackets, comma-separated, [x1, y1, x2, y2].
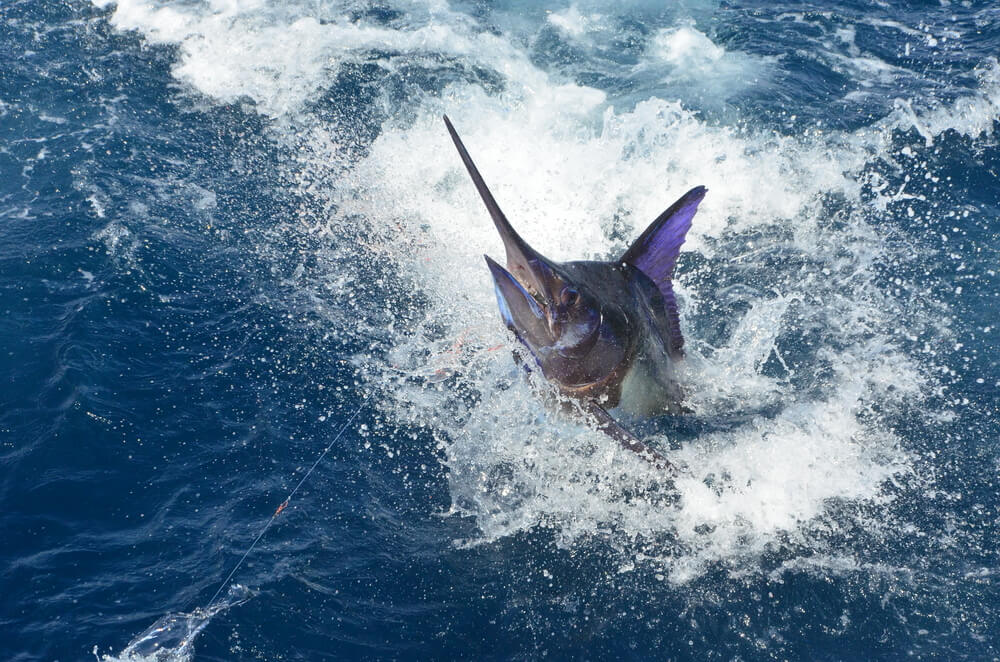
[887, 58, 1000, 144]
[92, 0, 995, 582]
[546, 7, 593, 37]
[93, 0, 593, 118]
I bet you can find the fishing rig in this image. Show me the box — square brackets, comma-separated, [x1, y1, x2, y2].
[101, 405, 365, 662]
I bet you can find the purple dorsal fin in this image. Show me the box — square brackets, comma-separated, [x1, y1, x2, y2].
[620, 186, 706, 360]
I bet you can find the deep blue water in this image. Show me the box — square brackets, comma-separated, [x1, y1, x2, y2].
[2, 0, 1000, 660]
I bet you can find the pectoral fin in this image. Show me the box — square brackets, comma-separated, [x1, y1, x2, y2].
[586, 400, 677, 475]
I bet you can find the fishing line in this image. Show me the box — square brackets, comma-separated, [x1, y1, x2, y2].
[206, 401, 365, 607]
[109, 402, 366, 661]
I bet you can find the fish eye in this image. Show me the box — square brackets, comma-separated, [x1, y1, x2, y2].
[560, 287, 580, 306]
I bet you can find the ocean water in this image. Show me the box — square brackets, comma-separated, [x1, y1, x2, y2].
[2, 0, 999, 659]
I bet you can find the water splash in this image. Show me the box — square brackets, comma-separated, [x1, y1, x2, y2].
[99, 585, 253, 662]
[89, 0, 996, 583]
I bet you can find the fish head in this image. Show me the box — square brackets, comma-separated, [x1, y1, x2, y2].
[444, 115, 633, 397]
[485, 254, 630, 392]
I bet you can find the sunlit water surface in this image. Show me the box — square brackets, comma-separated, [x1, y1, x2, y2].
[2, 0, 999, 660]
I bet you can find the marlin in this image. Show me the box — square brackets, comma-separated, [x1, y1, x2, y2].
[444, 116, 705, 472]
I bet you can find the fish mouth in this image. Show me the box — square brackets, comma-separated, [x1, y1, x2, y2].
[445, 115, 582, 352]
[443, 115, 563, 315]
[491, 214, 561, 308]
[485, 254, 562, 349]
[485, 254, 622, 390]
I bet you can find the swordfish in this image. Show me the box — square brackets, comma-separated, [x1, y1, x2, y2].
[444, 116, 706, 472]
